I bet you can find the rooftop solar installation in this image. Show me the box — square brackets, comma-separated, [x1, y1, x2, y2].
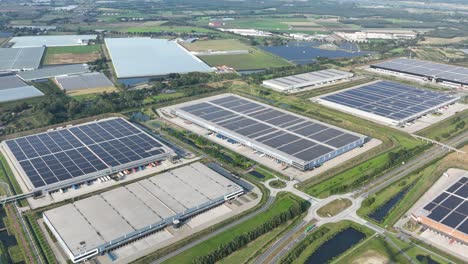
[174, 94, 366, 169]
[422, 176, 468, 237]
[0, 47, 44, 71]
[262, 69, 353, 92]
[9, 35, 97, 48]
[0, 75, 44, 103]
[17, 64, 89, 81]
[319, 81, 459, 124]
[55, 72, 114, 91]
[105, 38, 213, 78]
[2, 118, 170, 189]
[371, 58, 468, 85]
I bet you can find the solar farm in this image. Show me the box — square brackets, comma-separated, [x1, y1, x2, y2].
[371, 58, 468, 86]
[105, 38, 213, 78]
[0, 117, 174, 192]
[317, 80, 460, 126]
[0, 75, 44, 103]
[0, 47, 44, 72]
[55, 72, 115, 94]
[8, 35, 97, 48]
[171, 94, 367, 171]
[43, 162, 243, 263]
[414, 170, 468, 244]
[262, 69, 353, 93]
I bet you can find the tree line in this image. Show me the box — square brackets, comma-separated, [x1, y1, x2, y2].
[192, 198, 310, 264]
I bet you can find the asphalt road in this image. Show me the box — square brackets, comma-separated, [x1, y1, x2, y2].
[151, 195, 275, 264]
[362, 130, 467, 197]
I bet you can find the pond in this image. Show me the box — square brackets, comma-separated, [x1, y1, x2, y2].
[0, 32, 13, 38]
[368, 185, 412, 222]
[249, 170, 265, 179]
[305, 227, 365, 264]
[118, 77, 152, 86]
[260, 41, 373, 65]
[416, 255, 440, 264]
[0, 207, 21, 263]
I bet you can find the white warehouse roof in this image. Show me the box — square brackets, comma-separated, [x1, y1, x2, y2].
[263, 69, 353, 93]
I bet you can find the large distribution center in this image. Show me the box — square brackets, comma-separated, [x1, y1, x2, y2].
[414, 172, 468, 244]
[105, 38, 213, 78]
[317, 80, 460, 125]
[171, 94, 366, 171]
[0, 47, 45, 72]
[262, 69, 353, 93]
[43, 162, 243, 263]
[371, 58, 468, 86]
[1, 117, 174, 193]
[9, 35, 97, 48]
[0, 75, 44, 103]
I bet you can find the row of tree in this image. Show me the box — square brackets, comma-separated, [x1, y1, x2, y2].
[193, 198, 310, 264]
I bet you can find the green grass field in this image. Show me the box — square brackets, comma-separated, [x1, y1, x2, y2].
[126, 26, 216, 34]
[45, 45, 101, 55]
[183, 39, 250, 52]
[162, 192, 306, 264]
[417, 109, 468, 141]
[194, 17, 310, 31]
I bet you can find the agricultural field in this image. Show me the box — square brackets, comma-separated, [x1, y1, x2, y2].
[419, 36, 468, 45]
[43, 45, 102, 65]
[187, 39, 291, 70]
[410, 47, 467, 62]
[66, 86, 119, 97]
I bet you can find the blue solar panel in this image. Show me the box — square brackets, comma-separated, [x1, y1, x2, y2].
[4, 118, 168, 188]
[321, 81, 458, 122]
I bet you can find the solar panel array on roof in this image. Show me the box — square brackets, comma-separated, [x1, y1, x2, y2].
[371, 58, 468, 85]
[174, 94, 366, 170]
[319, 81, 459, 124]
[263, 69, 353, 92]
[2, 118, 170, 189]
[0, 47, 44, 71]
[55, 72, 114, 91]
[423, 177, 468, 236]
[0, 75, 44, 103]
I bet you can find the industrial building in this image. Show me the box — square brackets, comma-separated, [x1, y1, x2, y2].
[105, 37, 213, 78]
[1, 117, 174, 193]
[0, 75, 44, 103]
[262, 69, 353, 93]
[0, 47, 45, 72]
[8, 35, 97, 48]
[171, 94, 367, 171]
[54, 72, 114, 92]
[317, 80, 460, 126]
[371, 58, 468, 86]
[412, 170, 468, 245]
[43, 162, 243, 263]
[17, 64, 89, 81]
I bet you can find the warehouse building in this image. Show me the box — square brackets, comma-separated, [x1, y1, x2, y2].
[412, 170, 468, 245]
[262, 69, 353, 93]
[43, 162, 243, 263]
[17, 64, 89, 81]
[171, 94, 367, 171]
[0, 47, 45, 72]
[0, 75, 44, 103]
[371, 58, 468, 86]
[317, 80, 460, 126]
[1, 117, 174, 193]
[9, 35, 97, 48]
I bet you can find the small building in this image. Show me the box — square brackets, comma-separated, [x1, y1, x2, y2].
[262, 69, 353, 93]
